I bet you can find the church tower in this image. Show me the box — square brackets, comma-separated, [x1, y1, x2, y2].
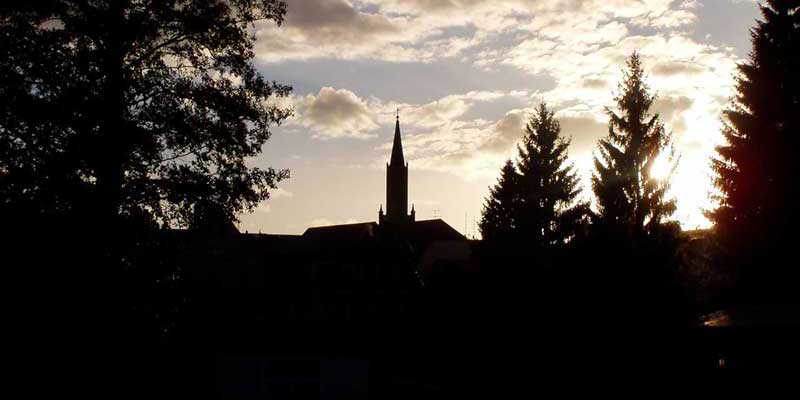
[379, 113, 415, 225]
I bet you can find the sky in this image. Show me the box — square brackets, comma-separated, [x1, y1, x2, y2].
[237, 0, 761, 236]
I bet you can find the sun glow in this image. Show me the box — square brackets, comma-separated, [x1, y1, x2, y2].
[650, 153, 673, 181]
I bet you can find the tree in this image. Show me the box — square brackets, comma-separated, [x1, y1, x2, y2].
[0, 4, 294, 386]
[592, 52, 677, 241]
[480, 159, 519, 241]
[587, 54, 688, 323]
[515, 103, 588, 246]
[708, 1, 800, 300]
[0, 1, 292, 227]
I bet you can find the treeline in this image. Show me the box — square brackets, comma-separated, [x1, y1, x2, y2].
[475, 54, 686, 317]
[477, 1, 800, 313]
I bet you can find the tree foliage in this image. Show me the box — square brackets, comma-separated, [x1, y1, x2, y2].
[516, 103, 588, 246]
[592, 52, 677, 241]
[479, 159, 519, 241]
[708, 1, 800, 299]
[0, 0, 292, 226]
[480, 103, 587, 245]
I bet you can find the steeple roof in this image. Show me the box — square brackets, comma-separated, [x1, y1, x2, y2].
[390, 114, 405, 166]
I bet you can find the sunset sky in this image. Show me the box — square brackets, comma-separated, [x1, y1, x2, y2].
[238, 0, 760, 236]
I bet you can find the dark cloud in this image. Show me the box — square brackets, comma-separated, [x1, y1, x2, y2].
[285, 0, 399, 43]
[379, 0, 487, 13]
[479, 110, 526, 153]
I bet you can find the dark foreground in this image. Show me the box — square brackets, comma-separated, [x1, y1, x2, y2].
[9, 223, 800, 397]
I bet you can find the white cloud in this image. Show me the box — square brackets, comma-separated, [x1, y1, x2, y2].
[270, 187, 294, 199]
[254, 0, 698, 64]
[293, 87, 379, 139]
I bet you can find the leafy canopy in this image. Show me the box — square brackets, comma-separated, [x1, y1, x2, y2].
[0, 0, 292, 227]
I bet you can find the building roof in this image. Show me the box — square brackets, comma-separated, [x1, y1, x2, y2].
[408, 219, 465, 242]
[302, 219, 464, 244]
[303, 222, 379, 242]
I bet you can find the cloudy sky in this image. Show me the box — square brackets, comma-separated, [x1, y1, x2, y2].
[238, 0, 761, 236]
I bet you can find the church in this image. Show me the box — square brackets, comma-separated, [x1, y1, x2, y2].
[303, 114, 465, 244]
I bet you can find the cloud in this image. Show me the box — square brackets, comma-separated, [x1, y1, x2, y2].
[270, 187, 294, 199]
[283, 0, 399, 43]
[582, 78, 608, 89]
[651, 60, 706, 76]
[478, 109, 527, 153]
[653, 95, 694, 133]
[287, 88, 529, 144]
[294, 87, 379, 139]
[254, 0, 700, 64]
[404, 96, 472, 128]
[396, 91, 514, 128]
[254, 0, 480, 62]
[557, 110, 608, 154]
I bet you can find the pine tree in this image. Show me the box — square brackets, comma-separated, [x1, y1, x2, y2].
[479, 160, 520, 241]
[592, 52, 677, 241]
[516, 103, 588, 246]
[708, 1, 800, 299]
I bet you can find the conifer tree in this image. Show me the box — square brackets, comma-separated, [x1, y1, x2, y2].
[592, 52, 677, 241]
[516, 103, 588, 246]
[479, 160, 520, 241]
[709, 1, 800, 299]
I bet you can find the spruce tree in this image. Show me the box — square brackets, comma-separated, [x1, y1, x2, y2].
[592, 52, 677, 241]
[709, 1, 800, 300]
[516, 103, 588, 246]
[479, 160, 520, 241]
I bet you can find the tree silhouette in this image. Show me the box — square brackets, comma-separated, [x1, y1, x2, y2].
[516, 103, 588, 246]
[708, 1, 800, 301]
[592, 52, 677, 241]
[0, 1, 291, 227]
[479, 160, 520, 241]
[480, 103, 587, 245]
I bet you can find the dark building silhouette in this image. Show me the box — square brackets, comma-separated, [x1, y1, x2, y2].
[312, 112, 461, 244]
[379, 114, 415, 226]
[148, 113, 477, 398]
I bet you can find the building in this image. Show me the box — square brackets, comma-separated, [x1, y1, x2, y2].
[308, 113, 464, 245]
[379, 113, 415, 226]
[166, 114, 477, 398]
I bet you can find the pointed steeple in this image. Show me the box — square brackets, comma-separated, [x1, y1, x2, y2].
[390, 110, 405, 166]
[382, 109, 411, 225]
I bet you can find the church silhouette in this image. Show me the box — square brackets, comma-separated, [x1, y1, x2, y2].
[303, 114, 463, 243]
[379, 113, 415, 225]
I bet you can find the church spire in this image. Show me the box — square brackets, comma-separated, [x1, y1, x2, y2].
[382, 109, 413, 225]
[390, 110, 405, 166]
